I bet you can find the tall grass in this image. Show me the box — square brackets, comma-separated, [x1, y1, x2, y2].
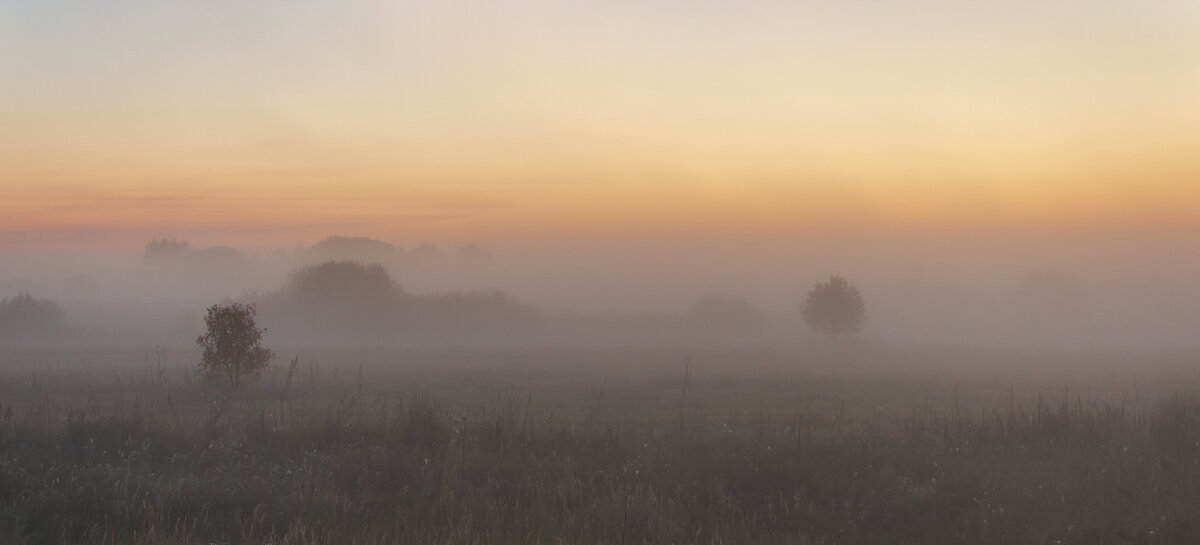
[0, 349, 1197, 544]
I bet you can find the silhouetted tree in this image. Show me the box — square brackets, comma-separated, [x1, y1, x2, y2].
[284, 261, 399, 303]
[141, 239, 250, 284]
[800, 276, 866, 340]
[0, 291, 65, 340]
[196, 303, 273, 388]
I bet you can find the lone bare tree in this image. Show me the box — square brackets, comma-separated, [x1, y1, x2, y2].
[800, 275, 866, 341]
[196, 302, 273, 388]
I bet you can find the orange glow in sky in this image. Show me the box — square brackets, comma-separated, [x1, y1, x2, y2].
[2, 1, 1198, 248]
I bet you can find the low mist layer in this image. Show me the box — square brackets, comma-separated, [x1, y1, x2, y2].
[1, 231, 1197, 351]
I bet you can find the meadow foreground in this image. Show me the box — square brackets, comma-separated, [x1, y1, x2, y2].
[0, 345, 1198, 544]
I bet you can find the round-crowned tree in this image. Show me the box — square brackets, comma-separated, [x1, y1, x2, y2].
[196, 302, 273, 388]
[800, 275, 867, 341]
[284, 260, 398, 303]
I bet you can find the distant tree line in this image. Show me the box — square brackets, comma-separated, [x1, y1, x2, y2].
[144, 235, 493, 274]
[254, 260, 537, 344]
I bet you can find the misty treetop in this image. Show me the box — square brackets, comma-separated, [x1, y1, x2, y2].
[144, 238, 248, 265]
[301, 236, 491, 267]
[307, 235, 399, 263]
[800, 275, 867, 340]
[284, 260, 401, 303]
[252, 260, 541, 344]
[0, 291, 66, 340]
[142, 238, 192, 260]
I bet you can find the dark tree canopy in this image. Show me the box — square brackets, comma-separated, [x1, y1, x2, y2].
[284, 261, 399, 303]
[0, 291, 65, 339]
[800, 276, 867, 339]
[196, 303, 273, 388]
[142, 239, 249, 281]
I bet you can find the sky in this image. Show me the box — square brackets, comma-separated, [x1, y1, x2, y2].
[1, 0, 1199, 249]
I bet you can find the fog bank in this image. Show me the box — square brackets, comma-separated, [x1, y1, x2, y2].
[1, 231, 1197, 351]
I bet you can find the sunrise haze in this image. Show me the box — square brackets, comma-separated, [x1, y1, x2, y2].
[2, 0, 1198, 248]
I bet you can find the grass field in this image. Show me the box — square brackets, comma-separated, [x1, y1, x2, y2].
[1, 344, 1199, 544]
